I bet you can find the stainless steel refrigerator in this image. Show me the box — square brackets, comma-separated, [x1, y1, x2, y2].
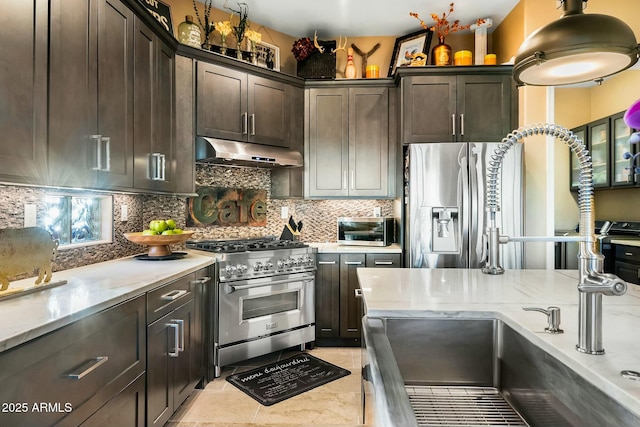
[404, 143, 524, 269]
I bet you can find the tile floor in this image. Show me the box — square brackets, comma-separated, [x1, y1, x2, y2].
[165, 347, 366, 427]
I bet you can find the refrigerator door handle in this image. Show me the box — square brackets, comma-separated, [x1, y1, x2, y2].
[461, 148, 470, 268]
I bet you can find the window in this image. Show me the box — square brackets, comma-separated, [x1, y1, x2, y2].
[44, 194, 113, 248]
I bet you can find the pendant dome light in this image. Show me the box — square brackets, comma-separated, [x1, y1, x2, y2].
[513, 0, 639, 86]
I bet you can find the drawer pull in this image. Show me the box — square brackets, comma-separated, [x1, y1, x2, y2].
[318, 261, 336, 265]
[374, 260, 393, 265]
[67, 356, 109, 380]
[192, 276, 211, 284]
[160, 289, 187, 301]
[344, 261, 363, 265]
[168, 323, 180, 357]
[626, 252, 634, 256]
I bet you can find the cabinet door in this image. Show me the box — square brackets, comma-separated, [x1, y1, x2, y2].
[80, 373, 145, 427]
[0, 0, 48, 184]
[349, 87, 390, 197]
[457, 74, 515, 142]
[611, 112, 634, 187]
[49, 0, 134, 189]
[401, 75, 456, 143]
[133, 18, 176, 193]
[248, 75, 288, 147]
[315, 254, 341, 339]
[96, 0, 134, 189]
[147, 298, 196, 427]
[196, 62, 247, 141]
[339, 254, 365, 340]
[307, 88, 350, 197]
[171, 299, 197, 410]
[588, 118, 610, 188]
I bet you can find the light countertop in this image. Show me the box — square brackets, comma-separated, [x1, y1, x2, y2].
[610, 239, 640, 248]
[0, 251, 216, 353]
[308, 242, 402, 254]
[357, 268, 640, 418]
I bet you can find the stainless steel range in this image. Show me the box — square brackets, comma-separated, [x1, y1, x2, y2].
[187, 237, 316, 378]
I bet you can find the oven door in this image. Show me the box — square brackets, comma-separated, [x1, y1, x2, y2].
[218, 271, 315, 346]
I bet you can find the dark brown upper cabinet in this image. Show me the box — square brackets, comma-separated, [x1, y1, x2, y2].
[196, 62, 289, 148]
[0, 0, 48, 185]
[49, 0, 135, 190]
[399, 67, 517, 143]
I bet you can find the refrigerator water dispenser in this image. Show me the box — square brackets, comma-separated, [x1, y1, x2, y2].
[432, 207, 459, 253]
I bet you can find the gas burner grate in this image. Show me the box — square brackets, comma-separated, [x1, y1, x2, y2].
[186, 237, 308, 254]
[406, 386, 528, 427]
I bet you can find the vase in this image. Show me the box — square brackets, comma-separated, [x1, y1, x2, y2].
[431, 36, 452, 66]
[220, 37, 227, 56]
[249, 41, 258, 65]
[177, 15, 201, 48]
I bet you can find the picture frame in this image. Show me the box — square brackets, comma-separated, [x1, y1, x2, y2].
[137, 0, 173, 36]
[255, 41, 280, 71]
[388, 29, 434, 76]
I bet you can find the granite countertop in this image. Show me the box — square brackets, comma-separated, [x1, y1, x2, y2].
[357, 268, 640, 418]
[0, 251, 216, 353]
[308, 242, 402, 254]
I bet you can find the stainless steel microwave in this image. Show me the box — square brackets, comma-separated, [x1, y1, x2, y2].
[337, 217, 395, 246]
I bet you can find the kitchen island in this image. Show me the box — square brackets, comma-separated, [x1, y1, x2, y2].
[357, 268, 640, 421]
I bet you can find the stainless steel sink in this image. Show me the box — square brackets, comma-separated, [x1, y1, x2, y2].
[361, 317, 640, 427]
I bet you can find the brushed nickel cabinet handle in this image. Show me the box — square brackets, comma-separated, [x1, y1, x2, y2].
[318, 261, 336, 265]
[355, 288, 363, 298]
[460, 113, 465, 136]
[452, 114, 456, 136]
[192, 276, 211, 284]
[242, 112, 248, 135]
[160, 289, 187, 301]
[91, 134, 102, 170]
[374, 260, 393, 265]
[168, 323, 180, 357]
[102, 136, 111, 171]
[172, 319, 185, 352]
[67, 356, 109, 380]
[250, 113, 256, 136]
[344, 261, 363, 265]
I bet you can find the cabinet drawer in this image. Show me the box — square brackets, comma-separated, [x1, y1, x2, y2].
[0, 295, 145, 427]
[365, 253, 401, 268]
[615, 245, 640, 263]
[147, 272, 195, 324]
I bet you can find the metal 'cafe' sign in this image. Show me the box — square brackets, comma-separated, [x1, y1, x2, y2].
[138, 0, 173, 35]
[188, 187, 267, 227]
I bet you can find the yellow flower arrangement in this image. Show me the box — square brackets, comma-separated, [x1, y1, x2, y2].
[216, 20, 232, 40]
[410, 2, 484, 40]
[245, 29, 262, 45]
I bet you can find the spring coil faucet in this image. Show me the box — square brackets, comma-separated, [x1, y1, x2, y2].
[482, 123, 627, 354]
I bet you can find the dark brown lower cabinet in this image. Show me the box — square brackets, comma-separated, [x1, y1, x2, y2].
[316, 253, 382, 346]
[147, 298, 197, 427]
[0, 295, 146, 427]
[80, 373, 145, 427]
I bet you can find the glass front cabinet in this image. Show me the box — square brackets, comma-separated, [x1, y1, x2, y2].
[570, 111, 635, 191]
[611, 111, 635, 187]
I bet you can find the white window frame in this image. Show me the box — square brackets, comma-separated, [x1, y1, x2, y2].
[44, 193, 113, 249]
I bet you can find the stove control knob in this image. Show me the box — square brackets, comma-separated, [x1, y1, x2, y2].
[264, 261, 273, 270]
[277, 260, 285, 270]
[283, 259, 291, 268]
[236, 264, 247, 274]
[253, 262, 263, 272]
[225, 265, 237, 276]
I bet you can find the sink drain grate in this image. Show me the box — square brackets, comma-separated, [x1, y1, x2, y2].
[406, 386, 529, 427]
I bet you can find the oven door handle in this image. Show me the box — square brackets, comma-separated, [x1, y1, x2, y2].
[224, 275, 315, 293]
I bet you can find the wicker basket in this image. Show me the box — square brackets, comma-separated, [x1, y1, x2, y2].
[296, 40, 336, 79]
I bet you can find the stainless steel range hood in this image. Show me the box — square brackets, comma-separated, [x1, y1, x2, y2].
[196, 137, 303, 168]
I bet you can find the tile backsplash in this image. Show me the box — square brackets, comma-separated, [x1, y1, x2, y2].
[0, 164, 394, 274]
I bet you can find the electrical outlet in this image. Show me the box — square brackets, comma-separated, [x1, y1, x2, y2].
[373, 207, 381, 217]
[121, 204, 128, 221]
[281, 206, 289, 219]
[24, 204, 37, 227]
